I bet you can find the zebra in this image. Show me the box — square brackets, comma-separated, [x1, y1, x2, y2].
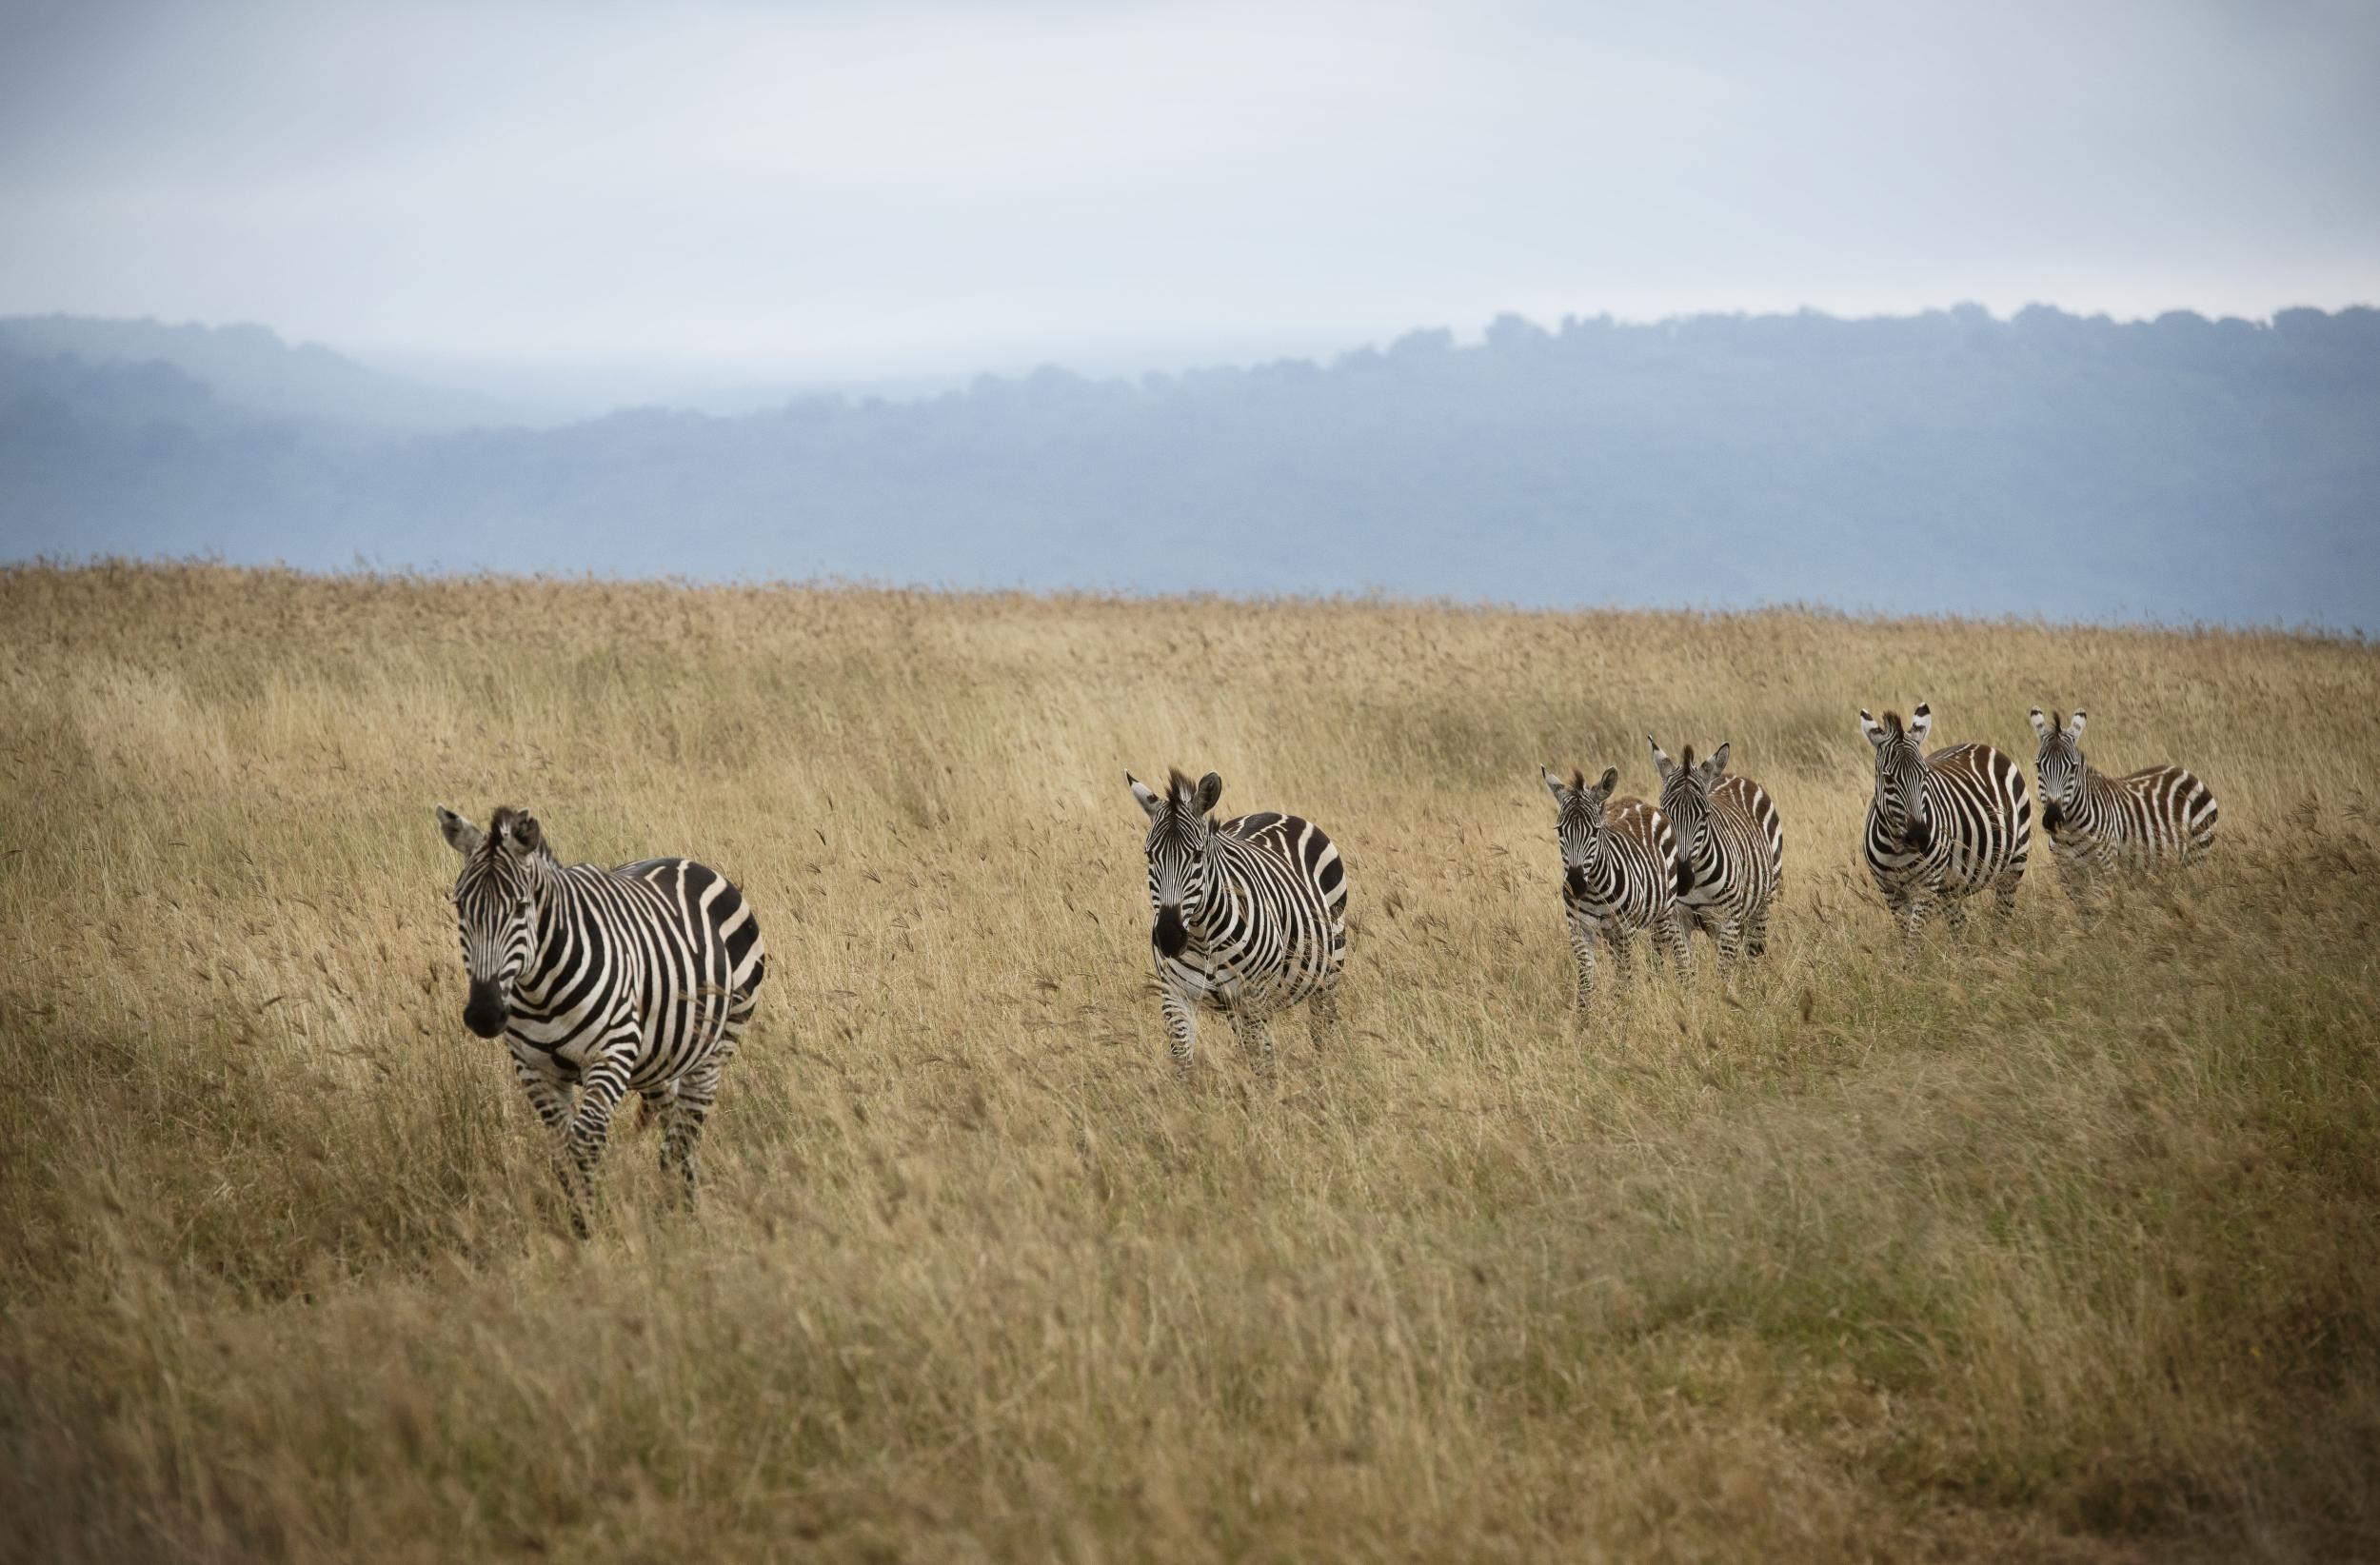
[1540, 764, 1689, 1007]
[1125, 768, 1346, 1069]
[435, 804, 766, 1231]
[1858, 703, 2032, 936]
[2029, 707, 2218, 899]
[1647, 737, 1784, 961]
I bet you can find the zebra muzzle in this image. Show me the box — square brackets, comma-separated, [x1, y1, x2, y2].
[1153, 905, 1189, 958]
[1565, 866, 1587, 898]
[463, 980, 508, 1039]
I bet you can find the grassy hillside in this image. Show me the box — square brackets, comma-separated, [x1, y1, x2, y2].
[3, 564, 2376, 1562]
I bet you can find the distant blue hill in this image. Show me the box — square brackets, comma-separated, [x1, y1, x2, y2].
[3, 304, 2375, 625]
[0, 314, 506, 433]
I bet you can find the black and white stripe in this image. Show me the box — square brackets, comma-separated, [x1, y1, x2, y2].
[1649, 737, 1784, 961]
[2029, 707, 2217, 897]
[1126, 768, 1347, 1068]
[1858, 703, 2032, 935]
[1541, 764, 1689, 1006]
[437, 804, 765, 1228]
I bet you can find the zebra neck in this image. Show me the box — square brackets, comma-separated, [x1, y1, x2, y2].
[2066, 772, 2121, 833]
[1187, 838, 1272, 935]
[521, 860, 577, 985]
[1183, 871, 1239, 941]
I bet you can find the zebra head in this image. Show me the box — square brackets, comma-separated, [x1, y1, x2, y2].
[1859, 703, 1934, 848]
[2029, 707, 2088, 814]
[1648, 737, 1729, 861]
[1127, 768, 1223, 959]
[1541, 764, 1621, 898]
[436, 804, 550, 1039]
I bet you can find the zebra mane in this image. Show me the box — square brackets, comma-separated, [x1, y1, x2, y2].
[1165, 769, 1196, 811]
[1881, 711, 1904, 737]
[484, 805, 545, 862]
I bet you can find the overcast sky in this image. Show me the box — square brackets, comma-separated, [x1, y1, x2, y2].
[3, 0, 2376, 382]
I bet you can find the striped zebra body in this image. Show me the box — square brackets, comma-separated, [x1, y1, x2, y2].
[2030, 708, 2217, 897]
[1542, 765, 1689, 1007]
[1128, 769, 1347, 1068]
[1858, 703, 2032, 936]
[438, 805, 766, 1229]
[1650, 738, 1784, 961]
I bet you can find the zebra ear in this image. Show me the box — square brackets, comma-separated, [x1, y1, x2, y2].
[1909, 703, 1933, 744]
[1859, 710, 1888, 749]
[2067, 710, 2087, 740]
[2030, 707, 2052, 741]
[1648, 736, 1675, 783]
[1706, 742, 1731, 777]
[1593, 766, 1619, 798]
[1126, 772, 1163, 820]
[1193, 771, 1223, 816]
[1540, 766, 1569, 802]
[436, 806, 483, 858]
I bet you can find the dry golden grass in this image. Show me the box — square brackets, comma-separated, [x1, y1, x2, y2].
[3, 562, 2377, 1562]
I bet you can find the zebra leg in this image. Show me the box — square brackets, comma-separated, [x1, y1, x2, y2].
[1743, 901, 1772, 961]
[509, 1050, 575, 1146]
[508, 1050, 583, 1226]
[1568, 917, 1598, 1012]
[1993, 865, 2024, 920]
[1230, 1009, 1277, 1075]
[1897, 892, 1930, 940]
[1940, 894, 1970, 931]
[1159, 981, 1199, 1069]
[1662, 909, 1691, 977]
[562, 1035, 638, 1236]
[1308, 984, 1340, 1050]
[1606, 927, 1636, 983]
[661, 1062, 724, 1206]
[1716, 909, 1745, 965]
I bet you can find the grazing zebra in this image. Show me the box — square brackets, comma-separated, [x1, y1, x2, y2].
[1540, 764, 1689, 1007]
[1648, 737, 1784, 961]
[1858, 703, 2032, 936]
[1125, 768, 1347, 1069]
[436, 804, 766, 1231]
[2029, 707, 2218, 898]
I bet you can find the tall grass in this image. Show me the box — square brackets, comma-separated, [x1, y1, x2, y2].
[2, 563, 2375, 1561]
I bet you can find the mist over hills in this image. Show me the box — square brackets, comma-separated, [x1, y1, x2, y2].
[2, 305, 2374, 625]
[0, 315, 506, 434]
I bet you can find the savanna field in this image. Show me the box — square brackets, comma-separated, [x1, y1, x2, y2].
[5, 562, 2379, 1563]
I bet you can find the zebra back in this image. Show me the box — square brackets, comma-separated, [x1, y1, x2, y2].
[2055, 764, 2219, 863]
[1192, 810, 1348, 1010]
[1669, 774, 1781, 905]
[1906, 742, 2031, 897]
[528, 857, 768, 1087]
[616, 856, 768, 1013]
[1574, 796, 1679, 934]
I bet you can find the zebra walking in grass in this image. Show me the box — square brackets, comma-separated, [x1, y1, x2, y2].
[2029, 707, 2218, 899]
[436, 804, 766, 1231]
[1858, 703, 2032, 936]
[1126, 768, 1347, 1069]
[1540, 764, 1689, 1007]
[1648, 737, 1784, 961]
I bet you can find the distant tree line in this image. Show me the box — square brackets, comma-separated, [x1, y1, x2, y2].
[3, 304, 2375, 624]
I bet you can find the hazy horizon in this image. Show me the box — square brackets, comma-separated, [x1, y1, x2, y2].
[4, 0, 2375, 383]
[11, 297, 2370, 423]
